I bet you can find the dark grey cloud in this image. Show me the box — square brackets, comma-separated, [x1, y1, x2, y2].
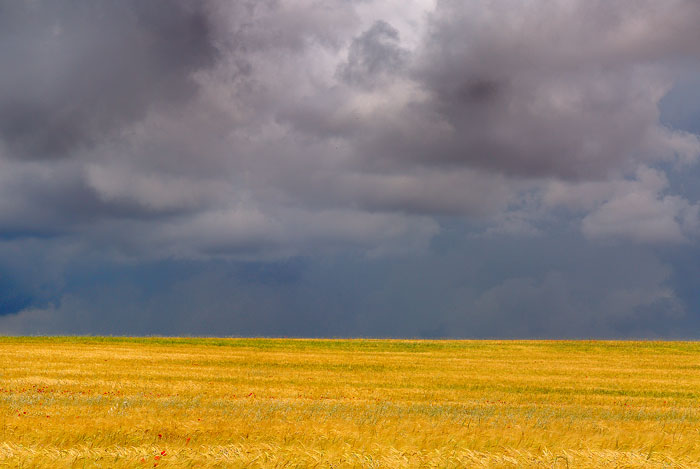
[2, 0, 698, 255]
[0, 0, 217, 160]
[0, 1, 699, 336]
[0, 235, 691, 338]
[337, 20, 408, 88]
[349, 0, 700, 179]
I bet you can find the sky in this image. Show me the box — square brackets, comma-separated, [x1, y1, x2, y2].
[1, 0, 700, 337]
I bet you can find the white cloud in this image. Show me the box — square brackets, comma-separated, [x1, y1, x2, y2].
[580, 167, 699, 243]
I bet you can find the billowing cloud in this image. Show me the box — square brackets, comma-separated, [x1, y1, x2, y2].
[1, 0, 699, 255]
[0, 1, 217, 161]
[0, 0, 700, 335]
[337, 20, 409, 88]
[580, 169, 700, 243]
[543, 167, 700, 243]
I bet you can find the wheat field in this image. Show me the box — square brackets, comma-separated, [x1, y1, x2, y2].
[0, 338, 699, 467]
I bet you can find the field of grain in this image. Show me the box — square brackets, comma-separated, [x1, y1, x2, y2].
[0, 338, 699, 467]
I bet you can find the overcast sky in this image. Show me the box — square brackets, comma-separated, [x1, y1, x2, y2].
[1, 0, 700, 337]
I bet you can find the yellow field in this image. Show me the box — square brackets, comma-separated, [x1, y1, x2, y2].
[1, 338, 700, 468]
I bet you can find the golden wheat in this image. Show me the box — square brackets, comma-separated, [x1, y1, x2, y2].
[1, 338, 699, 467]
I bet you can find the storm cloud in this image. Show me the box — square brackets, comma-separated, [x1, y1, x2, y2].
[0, 0, 699, 336]
[0, 1, 217, 160]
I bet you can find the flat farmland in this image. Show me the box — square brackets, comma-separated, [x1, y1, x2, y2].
[1, 338, 700, 468]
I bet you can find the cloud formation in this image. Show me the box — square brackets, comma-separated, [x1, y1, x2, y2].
[1, 0, 700, 336]
[0, 1, 217, 161]
[406, 0, 700, 178]
[0, 236, 688, 338]
[1, 0, 699, 256]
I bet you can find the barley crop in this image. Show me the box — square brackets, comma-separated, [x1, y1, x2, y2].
[1, 338, 699, 467]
